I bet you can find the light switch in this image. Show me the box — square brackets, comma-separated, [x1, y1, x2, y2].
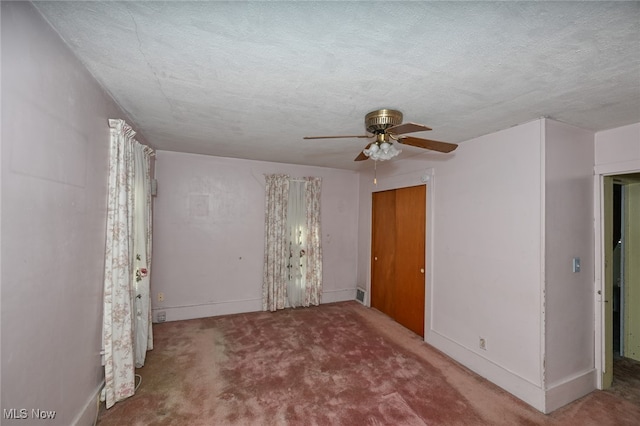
[572, 257, 581, 273]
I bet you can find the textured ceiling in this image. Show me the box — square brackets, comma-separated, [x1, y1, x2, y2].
[34, 1, 640, 171]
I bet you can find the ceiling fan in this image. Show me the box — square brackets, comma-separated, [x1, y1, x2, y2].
[304, 109, 458, 161]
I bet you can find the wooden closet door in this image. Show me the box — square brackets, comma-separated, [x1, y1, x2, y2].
[371, 189, 396, 317]
[394, 185, 426, 337]
[370, 185, 426, 337]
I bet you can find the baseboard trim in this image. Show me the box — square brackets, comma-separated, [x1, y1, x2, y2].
[427, 329, 546, 413]
[72, 380, 103, 426]
[544, 369, 596, 413]
[152, 289, 358, 322]
[322, 288, 357, 304]
[153, 298, 262, 322]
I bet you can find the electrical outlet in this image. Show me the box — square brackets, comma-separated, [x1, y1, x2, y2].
[479, 337, 487, 350]
[157, 292, 164, 302]
[157, 311, 166, 323]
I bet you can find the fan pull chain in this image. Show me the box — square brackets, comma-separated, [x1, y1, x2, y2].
[374, 160, 377, 185]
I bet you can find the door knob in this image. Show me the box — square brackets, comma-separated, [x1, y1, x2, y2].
[420, 268, 425, 273]
[374, 257, 378, 261]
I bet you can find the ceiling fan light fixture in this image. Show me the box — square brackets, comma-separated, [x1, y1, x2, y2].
[363, 142, 401, 161]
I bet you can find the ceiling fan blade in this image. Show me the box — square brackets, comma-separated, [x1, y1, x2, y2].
[398, 136, 458, 153]
[354, 152, 369, 161]
[303, 135, 369, 139]
[354, 143, 372, 161]
[387, 122, 432, 135]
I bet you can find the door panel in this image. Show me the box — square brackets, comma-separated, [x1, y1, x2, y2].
[370, 185, 426, 337]
[624, 182, 640, 361]
[394, 185, 426, 336]
[371, 190, 396, 317]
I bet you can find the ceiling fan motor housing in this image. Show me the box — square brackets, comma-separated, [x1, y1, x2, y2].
[365, 109, 403, 134]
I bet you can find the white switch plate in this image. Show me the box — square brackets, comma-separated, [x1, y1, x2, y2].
[572, 257, 581, 273]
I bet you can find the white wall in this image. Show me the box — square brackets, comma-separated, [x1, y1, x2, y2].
[358, 119, 546, 410]
[594, 122, 640, 174]
[543, 119, 595, 411]
[1, 2, 141, 425]
[152, 151, 360, 321]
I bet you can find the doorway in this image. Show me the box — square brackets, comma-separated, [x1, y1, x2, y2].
[601, 173, 640, 400]
[370, 184, 426, 337]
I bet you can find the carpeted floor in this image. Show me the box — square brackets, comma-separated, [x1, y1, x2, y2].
[97, 301, 640, 425]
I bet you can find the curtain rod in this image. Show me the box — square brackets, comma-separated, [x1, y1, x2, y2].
[291, 177, 321, 182]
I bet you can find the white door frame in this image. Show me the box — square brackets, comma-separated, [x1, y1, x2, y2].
[594, 161, 640, 389]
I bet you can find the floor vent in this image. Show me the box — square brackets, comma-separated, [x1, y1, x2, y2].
[356, 287, 366, 304]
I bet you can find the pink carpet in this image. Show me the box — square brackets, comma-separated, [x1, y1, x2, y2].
[97, 301, 640, 425]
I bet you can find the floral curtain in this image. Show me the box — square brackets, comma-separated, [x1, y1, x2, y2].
[262, 174, 290, 311]
[304, 177, 322, 306]
[103, 119, 154, 408]
[287, 180, 307, 307]
[263, 174, 322, 311]
[133, 142, 154, 368]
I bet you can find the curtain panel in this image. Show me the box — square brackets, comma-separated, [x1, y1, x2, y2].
[133, 143, 154, 368]
[103, 119, 154, 408]
[287, 180, 307, 307]
[304, 177, 322, 306]
[103, 119, 136, 408]
[262, 174, 290, 311]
